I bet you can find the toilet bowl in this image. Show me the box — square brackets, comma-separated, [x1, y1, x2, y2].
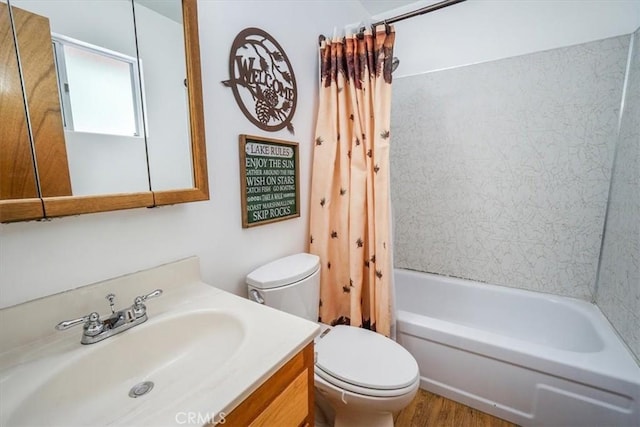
[246, 253, 420, 427]
[314, 324, 419, 427]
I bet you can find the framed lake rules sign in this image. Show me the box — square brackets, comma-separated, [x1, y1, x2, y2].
[239, 135, 300, 228]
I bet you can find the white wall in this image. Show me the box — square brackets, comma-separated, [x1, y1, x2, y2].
[12, 0, 138, 56]
[386, 0, 639, 299]
[0, 0, 369, 309]
[597, 28, 640, 361]
[391, 36, 629, 299]
[378, 0, 640, 77]
[65, 132, 150, 195]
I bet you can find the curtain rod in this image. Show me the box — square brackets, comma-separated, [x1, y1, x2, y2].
[317, 0, 466, 46]
[371, 0, 467, 27]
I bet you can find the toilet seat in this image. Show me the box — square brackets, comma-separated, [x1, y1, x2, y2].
[315, 325, 419, 398]
[315, 367, 418, 398]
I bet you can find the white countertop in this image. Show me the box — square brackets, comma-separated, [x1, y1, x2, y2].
[0, 257, 319, 426]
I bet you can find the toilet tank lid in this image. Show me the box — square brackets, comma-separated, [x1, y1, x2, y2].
[246, 253, 320, 289]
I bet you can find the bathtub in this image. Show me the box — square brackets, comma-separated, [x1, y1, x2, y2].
[395, 269, 640, 426]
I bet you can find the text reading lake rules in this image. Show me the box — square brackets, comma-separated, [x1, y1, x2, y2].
[239, 136, 299, 227]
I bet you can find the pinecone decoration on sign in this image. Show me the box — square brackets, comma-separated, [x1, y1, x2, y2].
[263, 88, 278, 107]
[255, 99, 270, 124]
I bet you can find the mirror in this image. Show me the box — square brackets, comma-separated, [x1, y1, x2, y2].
[0, 0, 208, 222]
[10, 0, 149, 197]
[133, 0, 194, 191]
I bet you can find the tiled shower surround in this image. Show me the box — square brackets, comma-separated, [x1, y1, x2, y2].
[391, 35, 630, 300]
[597, 28, 640, 361]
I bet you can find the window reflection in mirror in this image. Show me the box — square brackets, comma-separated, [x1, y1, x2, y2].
[11, 0, 150, 197]
[52, 34, 144, 137]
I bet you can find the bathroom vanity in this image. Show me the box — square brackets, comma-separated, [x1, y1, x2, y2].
[0, 257, 319, 426]
[222, 343, 314, 426]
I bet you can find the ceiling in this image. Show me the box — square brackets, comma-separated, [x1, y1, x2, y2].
[135, 0, 183, 23]
[133, 1, 433, 27]
[359, 0, 421, 17]
[134, 1, 424, 26]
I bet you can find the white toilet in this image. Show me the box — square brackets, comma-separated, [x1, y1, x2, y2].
[246, 253, 419, 427]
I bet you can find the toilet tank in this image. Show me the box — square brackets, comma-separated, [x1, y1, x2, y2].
[246, 253, 320, 322]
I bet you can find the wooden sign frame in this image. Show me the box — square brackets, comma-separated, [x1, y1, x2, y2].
[239, 134, 300, 228]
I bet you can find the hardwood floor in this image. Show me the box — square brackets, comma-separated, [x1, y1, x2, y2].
[395, 389, 519, 427]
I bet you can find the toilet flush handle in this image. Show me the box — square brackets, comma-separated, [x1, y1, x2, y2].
[249, 289, 265, 304]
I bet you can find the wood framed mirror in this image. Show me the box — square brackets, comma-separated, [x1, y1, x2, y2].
[0, 0, 208, 223]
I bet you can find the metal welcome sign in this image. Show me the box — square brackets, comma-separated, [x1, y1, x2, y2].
[223, 28, 297, 134]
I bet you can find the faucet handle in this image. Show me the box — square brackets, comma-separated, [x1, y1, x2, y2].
[105, 293, 116, 314]
[132, 289, 163, 318]
[141, 289, 163, 301]
[56, 312, 104, 337]
[134, 289, 163, 306]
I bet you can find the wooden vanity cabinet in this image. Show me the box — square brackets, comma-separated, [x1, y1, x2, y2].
[220, 342, 315, 427]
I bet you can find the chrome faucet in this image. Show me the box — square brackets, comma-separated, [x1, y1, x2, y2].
[55, 289, 163, 344]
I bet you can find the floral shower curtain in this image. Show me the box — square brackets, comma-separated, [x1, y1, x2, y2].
[309, 25, 396, 337]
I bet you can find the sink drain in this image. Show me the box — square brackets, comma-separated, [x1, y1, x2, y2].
[129, 381, 154, 398]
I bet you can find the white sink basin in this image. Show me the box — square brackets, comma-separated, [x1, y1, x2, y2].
[3, 310, 245, 426]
